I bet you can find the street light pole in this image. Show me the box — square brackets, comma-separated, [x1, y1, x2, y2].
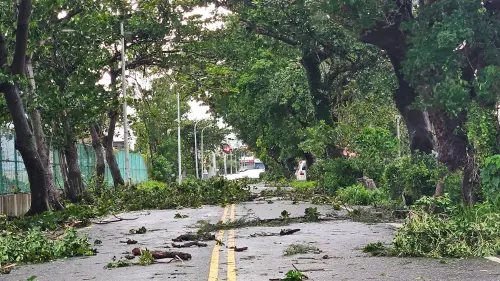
[194, 119, 200, 179]
[177, 88, 182, 185]
[201, 126, 210, 179]
[121, 21, 131, 183]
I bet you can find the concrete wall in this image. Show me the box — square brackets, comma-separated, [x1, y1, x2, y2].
[0, 193, 31, 216]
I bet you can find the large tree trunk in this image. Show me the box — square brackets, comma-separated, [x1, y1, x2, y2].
[3, 84, 51, 214]
[301, 51, 334, 126]
[428, 109, 478, 204]
[361, 18, 434, 154]
[104, 110, 125, 187]
[90, 123, 106, 188]
[390, 58, 434, 154]
[63, 116, 86, 202]
[26, 57, 63, 210]
[0, 1, 51, 215]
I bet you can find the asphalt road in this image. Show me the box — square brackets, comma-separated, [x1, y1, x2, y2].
[4, 183, 500, 281]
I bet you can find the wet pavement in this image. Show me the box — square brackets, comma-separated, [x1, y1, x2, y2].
[4, 184, 500, 281]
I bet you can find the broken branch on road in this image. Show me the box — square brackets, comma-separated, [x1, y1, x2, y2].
[171, 241, 208, 248]
[93, 214, 139, 225]
[132, 248, 192, 260]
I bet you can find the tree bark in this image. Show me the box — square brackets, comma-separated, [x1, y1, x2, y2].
[62, 115, 86, 202]
[26, 57, 64, 210]
[301, 51, 334, 126]
[0, 1, 51, 215]
[90, 123, 106, 187]
[59, 150, 70, 194]
[104, 110, 125, 187]
[428, 108, 477, 204]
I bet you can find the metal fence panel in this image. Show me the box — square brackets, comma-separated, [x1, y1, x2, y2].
[0, 133, 148, 194]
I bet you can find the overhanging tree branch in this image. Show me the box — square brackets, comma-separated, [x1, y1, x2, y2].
[240, 19, 300, 46]
[11, 0, 31, 75]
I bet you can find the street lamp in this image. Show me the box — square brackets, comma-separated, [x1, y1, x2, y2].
[177, 85, 186, 185]
[200, 125, 211, 179]
[194, 119, 201, 179]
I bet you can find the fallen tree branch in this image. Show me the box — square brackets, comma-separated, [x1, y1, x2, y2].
[132, 248, 192, 260]
[172, 232, 215, 242]
[280, 229, 301, 236]
[93, 215, 139, 225]
[171, 241, 208, 248]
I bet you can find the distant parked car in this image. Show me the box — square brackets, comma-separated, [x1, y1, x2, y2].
[295, 160, 307, 181]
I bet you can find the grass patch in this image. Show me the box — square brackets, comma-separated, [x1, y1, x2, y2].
[284, 243, 321, 256]
[336, 184, 388, 206]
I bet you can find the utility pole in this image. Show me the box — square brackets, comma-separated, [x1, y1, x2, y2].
[194, 119, 200, 179]
[212, 152, 216, 178]
[201, 126, 209, 179]
[230, 150, 233, 174]
[177, 89, 182, 185]
[224, 152, 227, 176]
[395, 115, 401, 157]
[121, 21, 130, 182]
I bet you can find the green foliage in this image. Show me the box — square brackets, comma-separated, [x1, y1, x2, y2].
[362, 242, 390, 257]
[382, 153, 445, 201]
[96, 178, 252, 212]
[336, 184, 387, 206]
[3, 205, 100, 232]
[393, 195, 500, 258]
[260, 170, 288, 182]
[138, 250, 154, 266]
[312, 159, 361, 193]
[466, 102, 498, 159]
[137, 180, 168, 190]
[0, 227, 94, 265]
[151, 156, 175, 182]
[304, 207, 320, 221]
[283, 243, 320, 256]
[290, 181, 317, 190]
[282, 270, 307, 281]
[352, 127, 398, 182]
[106, 257, 132, 269]
[481, 155, 500, 204]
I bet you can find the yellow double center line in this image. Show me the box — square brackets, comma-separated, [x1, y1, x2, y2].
[208, 204, 237, 281]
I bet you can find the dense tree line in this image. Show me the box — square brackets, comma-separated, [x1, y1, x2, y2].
[1, 0, 500, 214]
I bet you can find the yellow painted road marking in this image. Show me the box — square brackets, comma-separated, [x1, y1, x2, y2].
[208, 206, 229, 281]
[227, 204, 236, 281]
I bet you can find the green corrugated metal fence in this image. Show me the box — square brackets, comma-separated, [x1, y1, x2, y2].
[0, 132, 148, 194]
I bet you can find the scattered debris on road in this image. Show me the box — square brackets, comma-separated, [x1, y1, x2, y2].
[230, 246, 248, 252]
[280, 229, 301, 236]
[129, 226, 147, 234]
[132, 248, 192, 260]
[94, 215, 139, 225]
[171, 241, 208, 248]
[284, 244, 321, 256]
[172, 232, 215, 242]
[174, 213, 189, 219]
[120, 239, 137, 244]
